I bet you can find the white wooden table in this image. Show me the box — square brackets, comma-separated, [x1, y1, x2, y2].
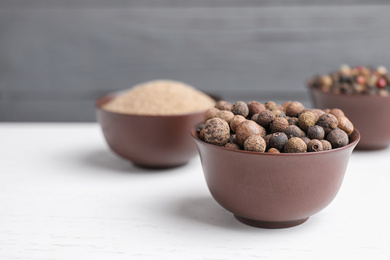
[1, 123, 390, 259]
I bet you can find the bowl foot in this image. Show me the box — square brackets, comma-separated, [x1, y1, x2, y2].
[133, 161, 188, 170]
[234, 215, 309, 229]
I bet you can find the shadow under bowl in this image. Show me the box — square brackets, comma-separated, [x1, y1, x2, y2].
[191, 127, 360, 228]
[309, 86, 390, 150]
[96, 93, 206, 169]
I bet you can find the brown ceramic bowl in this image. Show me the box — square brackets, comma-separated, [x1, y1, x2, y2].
[191, 127, 360, 228]
[96, 92, 210, 169]
[309, 86, 390, 150]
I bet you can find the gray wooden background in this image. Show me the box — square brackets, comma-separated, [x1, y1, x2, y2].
[1, 0, 389, 121]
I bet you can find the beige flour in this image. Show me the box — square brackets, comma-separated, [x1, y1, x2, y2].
[102, 80, 216, 115]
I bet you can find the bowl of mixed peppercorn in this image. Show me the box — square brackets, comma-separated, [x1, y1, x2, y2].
[191, 100, 360, 228]
[308, 65, 390, 150]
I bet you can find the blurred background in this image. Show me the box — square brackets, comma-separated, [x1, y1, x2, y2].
[1, 0, 389, 121]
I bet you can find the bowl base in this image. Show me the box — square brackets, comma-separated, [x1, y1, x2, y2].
[133, 161, 188, 170]
[355, 143, 389, 151]
[234, 215, 309, 229]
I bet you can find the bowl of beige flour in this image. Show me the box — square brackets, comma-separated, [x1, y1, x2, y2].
[96, 80, 216, 169]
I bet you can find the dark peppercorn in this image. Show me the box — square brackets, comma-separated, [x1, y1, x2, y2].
[270, 117, 289, 133]
[284, 125, 306, 139]
[307, 139, 323, 152]
[327, 128, 349, 148]
[231, 101, 249, 117]
[244, 135, 266, 152]
[317, 113, 339, 134]
[269, 132, 288, 151]
[257, 110, 275, 128]
[284, 137, 307, 153]
[307, 125, 325, 140]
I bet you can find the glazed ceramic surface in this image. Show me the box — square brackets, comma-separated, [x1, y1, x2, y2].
[191, 128, 360, 228]
[309, 86, 390, 150]
[96, 93, 205, 169]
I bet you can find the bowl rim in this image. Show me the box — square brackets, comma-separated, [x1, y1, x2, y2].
[96, 90, 215, 118]
[190, 126, 360, 157]
[307, 82, 390, 99]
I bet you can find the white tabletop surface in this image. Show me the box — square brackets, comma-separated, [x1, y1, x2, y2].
[1, 123, 390, 260]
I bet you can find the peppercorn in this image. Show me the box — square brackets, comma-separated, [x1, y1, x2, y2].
[264, 101, 279, 111]
[320, 139, 332, 151]
[268, 148, 280, 154]
[307, 139, 323, 152]
[327, 128, 349, 148]
[215, 100, 232, 111]
[231, 101, 249, 117]
[284, 125, 306, 139]
[244, 135, 266, 152]
[301, 137, 311, 146]
[284, 137, 307, 153]
[203, 107, 220, 122]
[256, 110, 275, 128]
[317, 113, 339, 134]
[224, 142, 240, 150]
[298, 111, 318, 132]
[272, 109, 287, 118]
[235, 120, 266, 146]
[230, 115, 247, 133]
[270, 117, 289, 133]
[204, 118, 230, 146]
[307, 125, 325, 140]
[216, 110, 235, 124]
[269, 132, 288, 151]
[247, 101, 266, 117]
[329, 108, 345, 119]
[337, 116, 354, 135]
[285, 101, 305, 117]
[286, 116, 298, 126]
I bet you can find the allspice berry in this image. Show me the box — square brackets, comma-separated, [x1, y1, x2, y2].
[320, 139, 332, 151]
[284, 137, 307, 153]
[337, 116, 354, 135]
[229, 134, 237, 144]
[281, 101, 292, 112]
[269, 132, 288, 151]
[284, 125, 306, 138]
[301, 137, 311, 146]
[272, 109, 287, 118]
[251, 113, 259, 122]
[264, 101, 279, 111]
[329, 108, 345, 119]
[244, 135, 266, 152]
[199, 128, 205, 140]
[215, 100, 232, 111]
[327, 128, 349, 148]
[317, 113, 339, 134]
[204, 118, 230, 146]
[270, 117, 289, 133]
[264, 134, 272, 150]
[307, 139, 323, 152]
[298, 111, 318, 132]
[257, 110, 275, 128]
[287, 116, 298, 126]
[203, 107, 220, 122]
[231, 101, 249, 117]
[230, 115, 246, 133]
[247, 101, 266, 117]
[307, 125, 325, 140]
[235, 120, 266, 146]
[268, 148, 280, 153]
[216, 110, 235, 124]
[310, 109, 325, 119]
[285, 101, 305, 117]
[224, 142, 240, 150]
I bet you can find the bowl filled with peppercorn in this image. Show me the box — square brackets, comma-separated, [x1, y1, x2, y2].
[96, 80, 217, 169]
[308, 65, 390, 150]
[191, 100, 360, 228]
